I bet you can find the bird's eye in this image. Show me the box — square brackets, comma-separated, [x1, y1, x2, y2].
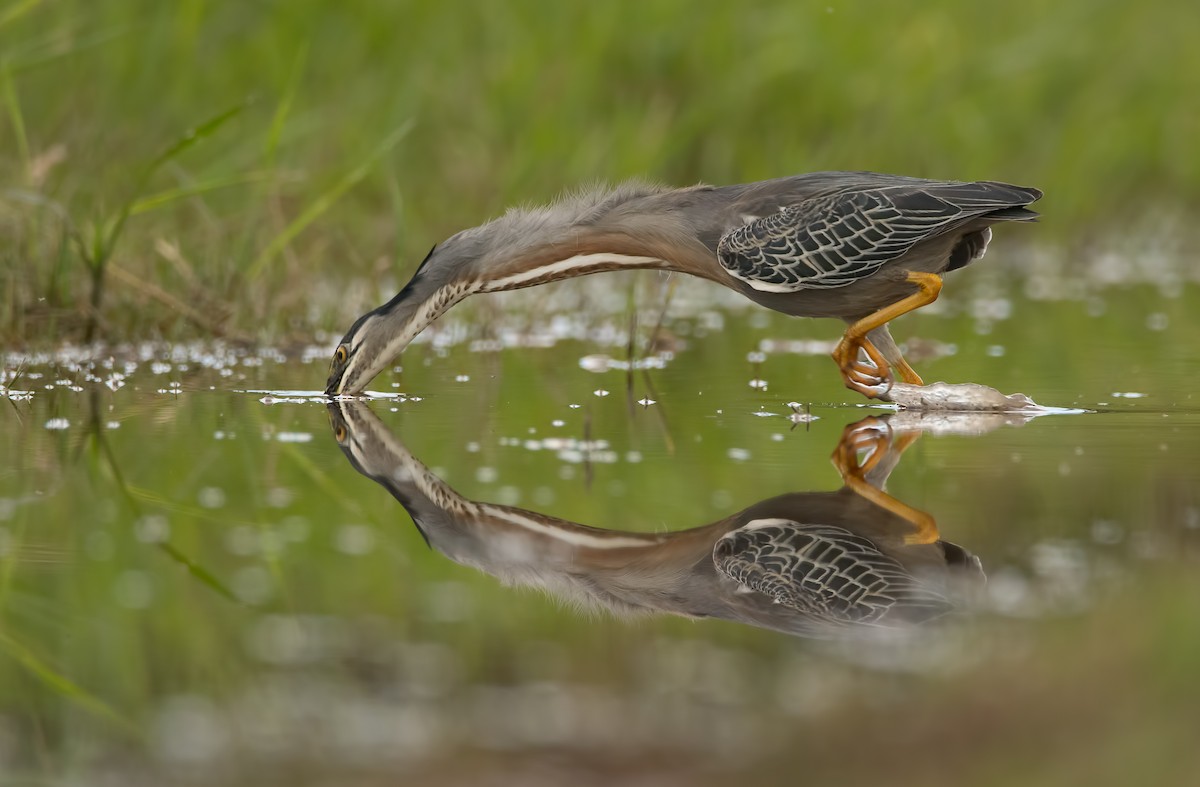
[334, 345, 348, 365]
[334, 424, 347, 442]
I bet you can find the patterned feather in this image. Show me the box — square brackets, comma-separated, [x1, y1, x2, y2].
[713, 519, 952, 626]
[717, 181, 1041, 292]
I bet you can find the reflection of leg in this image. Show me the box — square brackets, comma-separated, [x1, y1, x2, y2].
[832, 272, 942, 396]
[832, 417, 940, 545]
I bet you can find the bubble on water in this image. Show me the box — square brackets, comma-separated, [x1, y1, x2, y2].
[551, 420, 565, 427]
[455, 374, 470, 382]
[593, 389, 610, 397]
[225, 526, 258, 556]
[727, 448, 751, 461]
[425, 581, 473, 623]
[135, 515, 170, 543]
[637, 398, 656, 406]
[233, 565, 274, 604]
[1184, 508, 1199, 529]
[625, 451, 643, 463]
[466, 441, 481, 452]
[1146, 312, 1169, 331]
[986, 569, 1035, 616]
[476, 466, 498, 483]
[198, 487, 226, 509]
[748, 379, 768, 390]
[746, 351, 767, 363]
[579, 355, 610, 372]
[266, 487, 294, 508]
[44, 418, 69, 430]
[335, 524, 377, 556]
[496, 486, 522, 506]
[986, 345, 1005, 357]
[1111, 391, 1146, 399]
[153, 695, 230, 765]
[1090, 520, 1124, 544]
[274, 432, 313, 443]
[568, 403, 582, 409]
[711, 489, 733, 509]
[106, 421, 121, 430]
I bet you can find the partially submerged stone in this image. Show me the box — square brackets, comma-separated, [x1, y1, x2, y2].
[879, 381, 1046, 413]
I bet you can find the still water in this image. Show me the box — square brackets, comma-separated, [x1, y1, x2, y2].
[2, 275, 1200, 784]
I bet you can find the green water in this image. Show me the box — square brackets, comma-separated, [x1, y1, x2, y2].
[3, 278, 1200, 784]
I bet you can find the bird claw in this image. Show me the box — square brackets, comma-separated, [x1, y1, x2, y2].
[833, 337, 893, 398]
[836, 416, 893, 476]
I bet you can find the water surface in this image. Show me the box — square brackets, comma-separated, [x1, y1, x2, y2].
[3, 279, 1200, 784]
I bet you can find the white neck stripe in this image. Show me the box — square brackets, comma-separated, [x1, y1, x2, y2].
[479, 504, 665, 550]
[480, 253, 664, 292]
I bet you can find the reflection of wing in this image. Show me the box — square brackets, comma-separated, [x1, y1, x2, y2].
[717, 182, 1041, 292]
[713, 518, 951, 625]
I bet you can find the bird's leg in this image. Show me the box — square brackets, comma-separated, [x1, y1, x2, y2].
[832, 272, 943, 397]
[831, 417, 940, 545]
[865, 324, 924, 386]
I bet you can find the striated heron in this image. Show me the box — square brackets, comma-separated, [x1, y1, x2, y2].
[326, 172, 1041, 397]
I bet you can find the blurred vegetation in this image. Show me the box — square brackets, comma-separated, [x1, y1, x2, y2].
[1, 0, 1197, 344]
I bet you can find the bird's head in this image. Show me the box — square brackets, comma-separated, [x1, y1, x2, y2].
[325, 305, 398, 396]
[325, 245, 456, 396]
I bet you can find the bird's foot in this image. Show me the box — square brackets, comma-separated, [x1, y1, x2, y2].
[833, 416, 893, 476]
[832, 335, 893, 398]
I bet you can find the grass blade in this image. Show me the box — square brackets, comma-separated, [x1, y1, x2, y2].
[246, 119, 414, 281]
[128, 170, 280, 216]
[265, 43, 308, 165]
[103, 99, 251, 260]
[0, 630, 139, 735]
[0, 63, 29, 179]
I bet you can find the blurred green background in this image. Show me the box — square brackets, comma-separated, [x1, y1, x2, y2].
[1, 0, 1198, 343]
[4, 3, 1200, 784]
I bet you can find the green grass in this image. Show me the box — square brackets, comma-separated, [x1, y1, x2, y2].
[0, 0, 1198, 343]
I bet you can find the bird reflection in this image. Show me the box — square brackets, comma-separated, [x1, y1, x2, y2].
[328, 402, 985, 638]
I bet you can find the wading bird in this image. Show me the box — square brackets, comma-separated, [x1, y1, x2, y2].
[326, 172, 1041, 397]
[328, 402, 984, 638]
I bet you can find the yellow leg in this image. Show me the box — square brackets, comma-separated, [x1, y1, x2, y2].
[891, 354, 924, 386]
[831, 417, 940, 545]
[832, 272, 943, 397]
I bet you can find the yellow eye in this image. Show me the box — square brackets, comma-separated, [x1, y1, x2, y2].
[334, 424, 347, 442]
[334, 345, 348, 365]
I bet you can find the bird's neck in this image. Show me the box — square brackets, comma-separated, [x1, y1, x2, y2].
[475, 231, 674, 293]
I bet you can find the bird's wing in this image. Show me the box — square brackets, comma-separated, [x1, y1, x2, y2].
[717, 182, 1034, 292]
[714, 520, 951, 626]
